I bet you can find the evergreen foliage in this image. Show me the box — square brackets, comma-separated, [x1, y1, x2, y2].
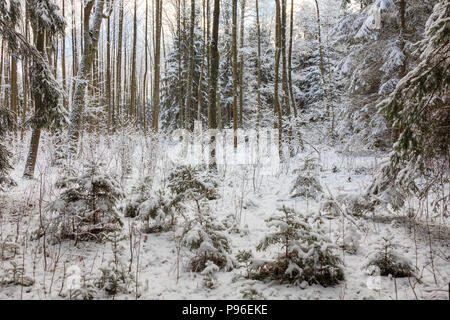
[44, 162, 124, 243]
[365, 231, 414, 277]
[254, 206, 344, 286]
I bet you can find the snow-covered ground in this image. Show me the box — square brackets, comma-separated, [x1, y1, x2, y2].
[0, 129, 448, 300]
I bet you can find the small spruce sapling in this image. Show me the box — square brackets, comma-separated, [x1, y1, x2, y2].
[124, 176, 183, 233]
[365, 231, 413, 278]
[168, 165, 219, 200]
[291, 158, 323, 199]
[44, 162, 124, 243]
[95, 232, 135, 296]
[236, 250, 254, 278]
[255, 206, 344, 286]
[201, 260, 220, 289]
[183, 200, 235, 272]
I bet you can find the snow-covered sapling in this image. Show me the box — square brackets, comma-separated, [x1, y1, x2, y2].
[291, 157, 323, 200]
[71, 274, 97, 300]
[95, 232, 135, 296]
[340, 225, 362, 254]
[183, 200, 235, 272]
[168, 165, 219, 200]
[236, 250, 254, 278]
[44, 162, 124, 243]
[201, 260, 220, 289]
[124, 176, 183, 233]
[365, 231, 413, 278]
[255, 206, 344, 286]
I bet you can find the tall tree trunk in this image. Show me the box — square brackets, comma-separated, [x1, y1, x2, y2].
[152, 0, 162, 132]
[232, 0, 238, 148]
[255, 0, 262, 133]
[281, 0, 290, 117]
[61, 0, 67, 110]
[176, 0, 183, 128]
[208, 0, 220, 168]
[398, 0, 407, 78]
[239, 0, 246, 129]
[143, 0, 149, 134]
[106, 8, 112, 132]
[274, 0, 283, 155]
[116, 0, 124, 129]
[21, 5, 30, 141]
[23, 31, 45, 178]
[288, 0, 296, 116]
[185, 0, 196, 131]
[10, 55, 18, 136]
[197, 0, 208, 122]
[68, 0, 106, 149]
[288, 0, 302, 148]
[130, 0, 138, 123]
[314, 0, 328, 113]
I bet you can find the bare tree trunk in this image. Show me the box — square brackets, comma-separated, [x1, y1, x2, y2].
[185, 0, 196, 131]
[61, 0, 67, 110]
[71, 0, 78, 104]
[68, 0, 106, 149]
[116, 0, 124, 129]
[197, 0, 207, 122]
[288, 0, 296, 116]
[288, 0, 302, 148]
[130, 0, 138, 123]
[23, 30, 45, 178]
[21, 6, 30, 141]
[106, 8, 112, 132]
[239, 0, 246, 129]
[274, 0, 283, 155]
[208, 0, 220, 168]
[10, 55, 18, 137]
[314, 0, 328, 113]
[152, 0, 162, 132]
[281, 0, 290, 117]
[232, 0, 238, 148]
[176, 0, 183, 128]
[398, 0, 407, 78]
[143, 0, 149, 134]
[256, 0, 262, 133]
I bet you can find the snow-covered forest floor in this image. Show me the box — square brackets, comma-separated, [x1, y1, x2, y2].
[0, 122, 448, 300]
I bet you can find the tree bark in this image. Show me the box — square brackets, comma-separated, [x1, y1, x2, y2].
[185, 0, 196, 131]
[130, 0, 138, 123]
[208, 0, 220, 168]
[239, 0, 246, 129]
[256, 0, 262, 133]
[274, 0, 283, 155]
[68, 0, 106, 149]
[151, 0, 162, 132]
[23, 30, 45, 178]
[232, 0, 238, 148]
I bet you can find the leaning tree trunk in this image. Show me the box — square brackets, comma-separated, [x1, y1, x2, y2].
[23, 30, 45, 179]
[68, 0, 105, 151]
